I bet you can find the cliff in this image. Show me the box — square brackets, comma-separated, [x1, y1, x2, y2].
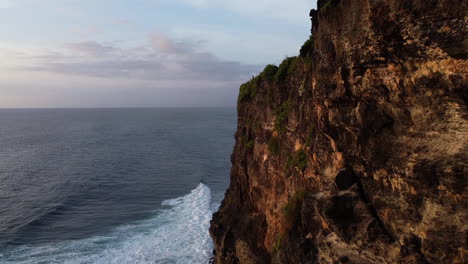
[210, 0, 467, 263]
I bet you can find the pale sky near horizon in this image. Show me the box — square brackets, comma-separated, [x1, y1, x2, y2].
[0, 0, 315, 108]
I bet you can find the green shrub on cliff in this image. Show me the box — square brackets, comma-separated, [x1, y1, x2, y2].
[238, 56, 299, 103]
[239, 76, 261, 101]
[300, 36, 314, 58]
[272, 235, 283, 254]
[286, 149, 308, 171]
[274, 100, 291, 134]
[261, 64, 279, 81]
[305, 127, 315, 147]
[268, 136, 281, 156]
[280, 190, 312, 241]
[321, 0, 340, 12]
[275, 57, 298, 82]
[283, 190, 310, 217]
[295, 150, 308, 171]
[240, 136, 254, 151]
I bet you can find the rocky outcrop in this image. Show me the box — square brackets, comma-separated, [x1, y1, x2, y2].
[210, 0, 467, 263]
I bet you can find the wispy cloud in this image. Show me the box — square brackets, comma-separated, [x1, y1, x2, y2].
[0, 0, 310, 107]
[64, 41, 117, 56]
[18, 32, 261, 82]
[149, 31, 194, 54]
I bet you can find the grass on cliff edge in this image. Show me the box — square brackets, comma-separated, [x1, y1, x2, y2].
[261, 64, 279, 81]
[300, 35, 314, 58]
[238, 57, 299, 102]
[238, 75, 261, 101]
[321, 0, 340, 12]
[275, 57, 298, 82]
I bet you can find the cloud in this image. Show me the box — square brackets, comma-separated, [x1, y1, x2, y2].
[19, 32, 261, 83]
[1, 33, 261, 107]
[64, 41, 117, 56]
[149, 31, 193, 54]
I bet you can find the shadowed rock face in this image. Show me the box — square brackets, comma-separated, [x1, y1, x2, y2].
[210, 0, 467, 263]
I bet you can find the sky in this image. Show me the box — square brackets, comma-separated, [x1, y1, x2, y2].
[0, 0, 315, 108]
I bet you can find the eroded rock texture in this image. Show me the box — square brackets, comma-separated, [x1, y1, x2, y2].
[210, 0, 467, 263]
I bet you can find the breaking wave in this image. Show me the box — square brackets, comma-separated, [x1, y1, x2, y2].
[0, 184, 215, 264]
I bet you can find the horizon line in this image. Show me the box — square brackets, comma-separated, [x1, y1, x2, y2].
[0, 106, 236, 110]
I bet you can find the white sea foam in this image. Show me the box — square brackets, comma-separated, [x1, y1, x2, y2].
[2, 184, 215, 264]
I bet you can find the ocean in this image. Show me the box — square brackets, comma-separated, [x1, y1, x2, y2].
[0, 108, 236, 264]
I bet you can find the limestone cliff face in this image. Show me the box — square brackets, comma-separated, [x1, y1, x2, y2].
[210, 0, 467, 263]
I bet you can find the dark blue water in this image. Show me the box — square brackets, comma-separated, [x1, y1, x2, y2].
[0, 108, 235, 263]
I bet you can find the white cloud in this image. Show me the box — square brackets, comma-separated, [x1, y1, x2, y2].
[149, 31, 193, 54]
[9, 32, 260, 83]
[64, 41, 117, 56]
[0, 33, 261, 107]
[0, 0, 314, 107]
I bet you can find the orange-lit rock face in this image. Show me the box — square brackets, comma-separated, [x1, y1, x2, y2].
[210, 0, 467, 263]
